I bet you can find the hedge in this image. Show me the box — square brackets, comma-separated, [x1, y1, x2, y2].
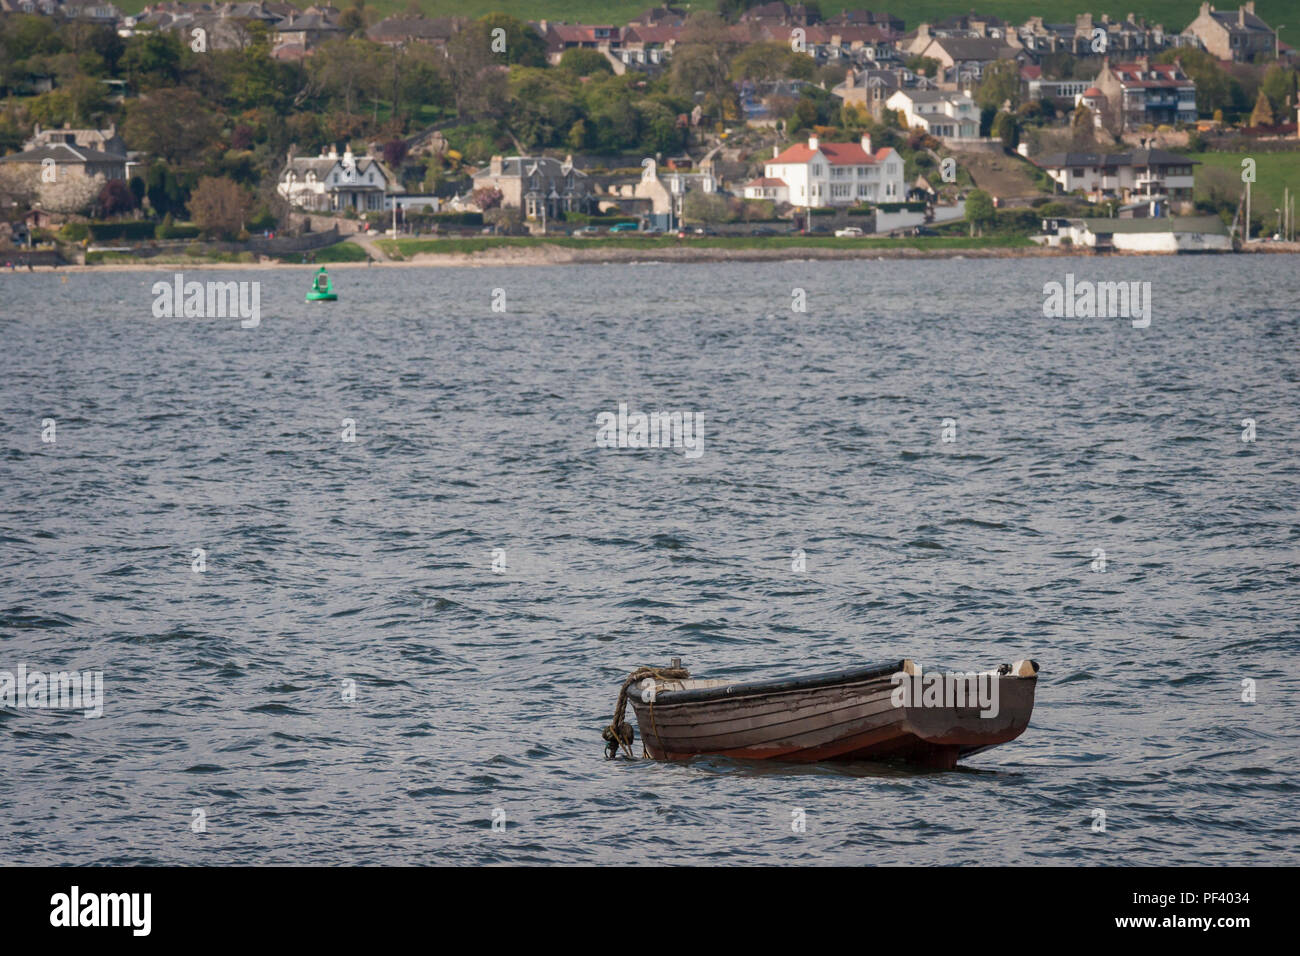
[564, 213, 638, 226]
[875, 201, 927, 213]
[88, 221, 157, 241]
[430, 212, 484, 226]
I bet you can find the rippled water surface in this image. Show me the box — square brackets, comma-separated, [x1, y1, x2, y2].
[1, 257, 1298, 865]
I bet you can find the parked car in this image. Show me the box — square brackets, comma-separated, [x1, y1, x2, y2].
[692, 227, 718, 236]
[911, 226, 940, 237]
[574, 226, 601, 237]
[750, 226, 779, 237]
[834, 226, 865, 238]
[609, 222, 639, 233]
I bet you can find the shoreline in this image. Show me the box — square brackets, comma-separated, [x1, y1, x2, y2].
[6, 240, 1298, 272]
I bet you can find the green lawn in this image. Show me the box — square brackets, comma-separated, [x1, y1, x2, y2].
[290, 241, 372, 263]
[1195, 151, 1300, 230]
[377, 234, 1031, 257]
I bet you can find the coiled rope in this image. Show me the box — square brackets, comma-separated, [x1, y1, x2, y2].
[602, 666, 690, 759]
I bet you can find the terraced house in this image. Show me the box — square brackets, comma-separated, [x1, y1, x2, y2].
[1085, 57, 1198, 133]
[1182, 2, 1277, 62]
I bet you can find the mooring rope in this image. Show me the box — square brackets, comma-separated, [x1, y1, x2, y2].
[602, 666, 690, 759]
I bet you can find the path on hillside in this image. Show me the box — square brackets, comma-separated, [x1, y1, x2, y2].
[346, 233, 390, 262]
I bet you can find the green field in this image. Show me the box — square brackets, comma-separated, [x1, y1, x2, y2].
[106, 1, 1294, 35]
[377, 234, 1031, 257]
[1195, 151, 1300, 230]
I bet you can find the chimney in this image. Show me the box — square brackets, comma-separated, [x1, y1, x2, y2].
[860, 132, 873, 154]
[808, 135, 819, 151]
[773, 145, 780, 158]
[1244, 2, 1254, 14]
[1199, 4, 1211, 18]
[328, 145, 337, 159]
[1137, 54, 1150, 73]
[490, 155, 504, 177]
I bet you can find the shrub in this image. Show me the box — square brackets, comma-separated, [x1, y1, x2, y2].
[88, 221, 157, 241]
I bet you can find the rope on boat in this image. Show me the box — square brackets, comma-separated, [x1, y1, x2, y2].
[602, 666, 690, 760]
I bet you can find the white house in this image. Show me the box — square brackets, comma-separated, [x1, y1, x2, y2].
[1040, 216, 1230, 251]
[278, 146, 395, 213]
[1035, 149, 1198, 204]
[744, 134, 904, 207]
[886, 89, 981, 140]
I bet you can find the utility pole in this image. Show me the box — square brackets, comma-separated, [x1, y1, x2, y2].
[1245, 179, 1251, 243]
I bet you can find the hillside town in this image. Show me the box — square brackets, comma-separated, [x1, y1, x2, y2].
[1, 1, 1298, 262]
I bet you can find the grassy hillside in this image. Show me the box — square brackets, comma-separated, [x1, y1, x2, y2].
[1195, 150, 1300, 229]
[108, 1, 1294, 35]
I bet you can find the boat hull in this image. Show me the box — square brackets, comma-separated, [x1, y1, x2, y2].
[628, 661, 1037, 768]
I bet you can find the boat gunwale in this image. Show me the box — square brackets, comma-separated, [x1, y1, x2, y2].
[642, 660, 905, 707]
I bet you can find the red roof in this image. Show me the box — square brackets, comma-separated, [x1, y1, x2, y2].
[1083, 86, 1102, 96]
[746, 176, 788, 187]
[1112, 63, 1191, 88]
[623, 24, 683, 43]
[771, 140, 885, 166]
[799, 25, 891, 44]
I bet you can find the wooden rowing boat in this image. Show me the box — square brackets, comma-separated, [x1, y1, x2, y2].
[622, 658, 1039, 768]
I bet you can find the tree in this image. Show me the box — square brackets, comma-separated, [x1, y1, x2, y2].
[444, 27, 507, 117]
[145, 163, 185, 218]
[472, 186, 503, 211]
[975, 59, 1021, 112]
[0, 166, 38, 219]
[731, 42, 810, 82]
[307, 38, 381, 116]
[1070, 104, 1095, 148]
[991, 111, 1019, 149]
[96, 178, 136, 217]
[903, 55, 941, 79]
[382, 139, 408, 169]
[1156, 48, 1238, 118]
[122, 88, 220, 168]
[965, 188, 995, 236]
[476, 14, 547, 67]
[187, 176, 252, 239]
[559, 48, 613, 77]
[339, 0, 369, 37]
[41, 169, 103, 215]
[1259, 64, 1297, 117]
[670, 13, 741, 124]
[121, 29, 182, 90]
[1249, 88, 1275, 126]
